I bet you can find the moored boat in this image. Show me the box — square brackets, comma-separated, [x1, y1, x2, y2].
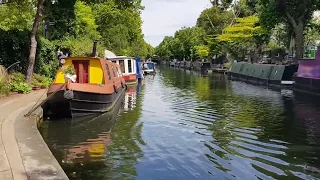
[174, 61, 180, 67]
[43, 44, 126, 119]
[293, 46, 320, 95]
[193, 61, 211, 72]
[108, 56, 139, 85]
[228, 61, 298, 86]
[180, 61, 187, 68]
[135, 57, 144, 80]
[185, 61, 193, 70]
[143, 61, 156, 74]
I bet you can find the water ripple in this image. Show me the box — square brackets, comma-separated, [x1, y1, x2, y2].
[41, 67, 320, 180]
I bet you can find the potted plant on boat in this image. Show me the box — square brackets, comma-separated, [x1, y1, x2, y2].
[61, 65, 77, 82]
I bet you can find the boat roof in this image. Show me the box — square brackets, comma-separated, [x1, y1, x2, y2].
[65, 56, 100, 60]
[104, 50, 117, 59]
[108, 56, 135, 60]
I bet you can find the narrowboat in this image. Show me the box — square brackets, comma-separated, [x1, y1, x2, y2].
[180, 61, 187, 68]
[228, 62, 298, 86]
[193, 61, 211, 72]
[108, 56, 139, 85]
[293, 46, 320, 95]
[169, 61, 175, 67]
[143, 62, 156, 74]
[185, 61, 193, 70]
[42, 46, 126, 118]
[174, 61, 181, 67]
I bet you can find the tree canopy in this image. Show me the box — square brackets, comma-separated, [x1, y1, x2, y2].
[0, 0, 153, 82]
[156, 0, 320, 62]
[258, 0, 320, 58]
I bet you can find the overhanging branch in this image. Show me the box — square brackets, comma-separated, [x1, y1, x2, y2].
[285, 11, 298, 29]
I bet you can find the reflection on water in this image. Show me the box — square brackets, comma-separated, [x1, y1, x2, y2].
[41, 67, 320, 180]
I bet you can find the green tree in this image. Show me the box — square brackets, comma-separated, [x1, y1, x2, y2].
[217, 15, 268, 61]
[210, 0, 233, 9]
[3, 0, 149, 82]
[74, 1, 100, 39]
[197, 6, 233, 35]
[305, 19, 320, 46]
[24, 0, 143, 82]
[27, 0, 45, 82]
[44, 0, 77, 40]
[0, 1, 34, 31]
[173, 27, 206, 60]
[93, 0, 149, 56]
[195, 45, 210, 60]
[155, 36, 174, 61]
[258, 0, 320, 58]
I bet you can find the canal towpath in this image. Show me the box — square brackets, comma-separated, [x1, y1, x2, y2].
[0, 90, 68, 180]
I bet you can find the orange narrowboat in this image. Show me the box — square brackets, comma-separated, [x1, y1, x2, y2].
[42, 55, 126, 118]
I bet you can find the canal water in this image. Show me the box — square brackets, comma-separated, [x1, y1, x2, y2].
[40, 66, 320, 180]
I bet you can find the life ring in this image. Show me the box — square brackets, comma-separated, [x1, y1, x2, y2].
[113, 84, 118, 93]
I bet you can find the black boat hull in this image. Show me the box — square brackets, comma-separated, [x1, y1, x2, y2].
[42, 87, 125, 119]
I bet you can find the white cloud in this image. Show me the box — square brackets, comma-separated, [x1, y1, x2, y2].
[141, 0, 211, 47]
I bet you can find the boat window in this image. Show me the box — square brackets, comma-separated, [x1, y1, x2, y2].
[128, 59, 132, 73]
[116, 66, 122, 77]
[112, 65, 117, 77]
[119, 60, 125, 73]
[105, 63, 111, 80]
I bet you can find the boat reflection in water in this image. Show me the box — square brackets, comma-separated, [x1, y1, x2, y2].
[124, 80, 143, 110]
[41, 91, 125, 165]
[40, 81, 145, 179]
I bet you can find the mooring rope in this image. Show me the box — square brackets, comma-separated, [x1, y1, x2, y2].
[25, 83, 66, 117]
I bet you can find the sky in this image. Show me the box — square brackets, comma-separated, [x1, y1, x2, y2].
[141, 0, 211, 47]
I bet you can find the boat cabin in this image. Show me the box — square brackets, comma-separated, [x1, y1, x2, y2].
[293, 46, 320, 94]
[143, 62, 155, 74]
[54, 57, 123, 87]
[108, 56, 138, 84]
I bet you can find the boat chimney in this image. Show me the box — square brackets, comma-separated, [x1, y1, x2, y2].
[91, 40, 98, 57]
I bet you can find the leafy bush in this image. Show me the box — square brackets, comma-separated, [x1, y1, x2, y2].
[224, 61, 232, 69]
[0, 30, 58, 77]
[10, 82, 31, 94]
[35, 37, 59, 78]
[32, 73, 53, 87]
[9, 72, 31, 93]
[0, 65, 7, 78]
[0, 30, 30, 74]
[10, 72, 25, 83]
[0, 78, 10, 96]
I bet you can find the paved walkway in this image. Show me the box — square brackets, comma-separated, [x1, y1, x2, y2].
[0, 90, 46, 180]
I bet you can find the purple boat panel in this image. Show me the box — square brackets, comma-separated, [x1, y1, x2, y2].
[297, 47, 320, 79]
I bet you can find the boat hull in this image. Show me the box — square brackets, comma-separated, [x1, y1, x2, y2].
[294, 76, 320, 95]
[43, 87, 125, 119]
[228, 62, 298, 87]
[144, 69, 155, 74]
[123, 74, 138, 85]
